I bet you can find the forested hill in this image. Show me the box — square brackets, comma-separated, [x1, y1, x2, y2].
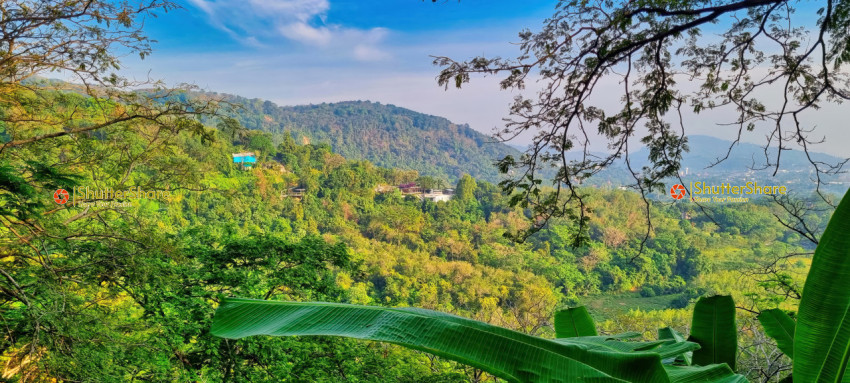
[218, 96, 519, 182]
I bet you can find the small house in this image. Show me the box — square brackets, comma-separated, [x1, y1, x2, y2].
[283, 187, 306, 200]
[232, 152, 257, 169]
[399, 183, 422, 194]
[423, 193, 452, 202]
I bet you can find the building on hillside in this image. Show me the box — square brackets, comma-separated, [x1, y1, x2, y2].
[398, 183, 421, 194]
[283, 187, 306, 200]
[232, 152, 257, 169]
[422, 191, 452, 202]
[391, 183, 456, 202]
[419, 188, 455, 202]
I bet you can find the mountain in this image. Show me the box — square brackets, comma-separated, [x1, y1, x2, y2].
[593, 135, 849, 195]
[638, 135, 845, 173]
[219, 97, 519, 183]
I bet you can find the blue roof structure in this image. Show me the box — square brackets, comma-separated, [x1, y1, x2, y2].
[233, 155, 256, 163]
[232, 152, 257, 167]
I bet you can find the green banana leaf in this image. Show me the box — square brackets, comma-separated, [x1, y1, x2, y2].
[555, 336, 700, 360]
[794, 189, 850, 382]
[688, 295, 737, 370]
[659, 327, 693, 365]
[757, 309, 795, 359]
[211, 298, 748, 383]
[664, 365, 748, 383]
[554, 306, 598, 337]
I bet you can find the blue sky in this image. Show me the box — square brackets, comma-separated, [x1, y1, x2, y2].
[121, 0, 849, 158]
[122, 0, 559, 145]
[144, 1, 555, 54]
[136, 0, 557, 72]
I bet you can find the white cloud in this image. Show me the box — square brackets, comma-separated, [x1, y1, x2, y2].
[279, 22, 333, 46]
[247, 0, 329, 17]
[187, 0, 390, 61]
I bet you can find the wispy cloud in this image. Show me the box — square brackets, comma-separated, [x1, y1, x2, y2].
[186, 0, 391, 61]
[279, 22, 333, 46]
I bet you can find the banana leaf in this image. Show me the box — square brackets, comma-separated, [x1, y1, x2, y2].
[555, 336, 700, 360]
[688, 295, 737, 370]
[211, 298, 748, 382]
[554, 306, 598, 337]
[794, 189, 850, 382]
[757, 309, 795, 358]
[659, 327, 693, 365]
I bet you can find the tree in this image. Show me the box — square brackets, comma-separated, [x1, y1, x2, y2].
[0, 1, 219, 229]
[1, 1, 167, 83]
[417, 175, 447, 190]
[247, 131, 275, 157]
[434, 0, 850, 242]
[455, 174, 478, 202]
[0, 1, 221, 378]
[0, 1, 216, 151]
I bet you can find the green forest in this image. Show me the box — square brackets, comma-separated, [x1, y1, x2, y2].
[0, 85, 836, 381]
[2, 1, 850, 382]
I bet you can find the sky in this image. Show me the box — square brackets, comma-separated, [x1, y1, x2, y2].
[120, 0, 849, 158]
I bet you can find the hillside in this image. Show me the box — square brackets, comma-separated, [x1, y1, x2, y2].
[219, 97, 519, 183]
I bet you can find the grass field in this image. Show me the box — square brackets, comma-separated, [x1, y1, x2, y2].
[581, 292, 681, 320]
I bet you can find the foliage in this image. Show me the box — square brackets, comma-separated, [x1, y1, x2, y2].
[688, 296, 737, 371]
[211, 187, 850, 382]
[659, 327, 692, 366]
[792, 189, 850, 382]
[554, 306, 598, 338]
[756, 310, 795, 359]
[0, 99, 830, 380]
[211, 298, 746, 383]
[1, 1, 843, 382]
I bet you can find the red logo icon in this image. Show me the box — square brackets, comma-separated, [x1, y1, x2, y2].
[669, 184, 687, 200]
[53, 189, 70, 204]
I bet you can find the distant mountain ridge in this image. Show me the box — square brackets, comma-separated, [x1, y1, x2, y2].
[219, 96, 519, 183]
[592, 135, 849, 195]
[637, 135, 844, 172]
